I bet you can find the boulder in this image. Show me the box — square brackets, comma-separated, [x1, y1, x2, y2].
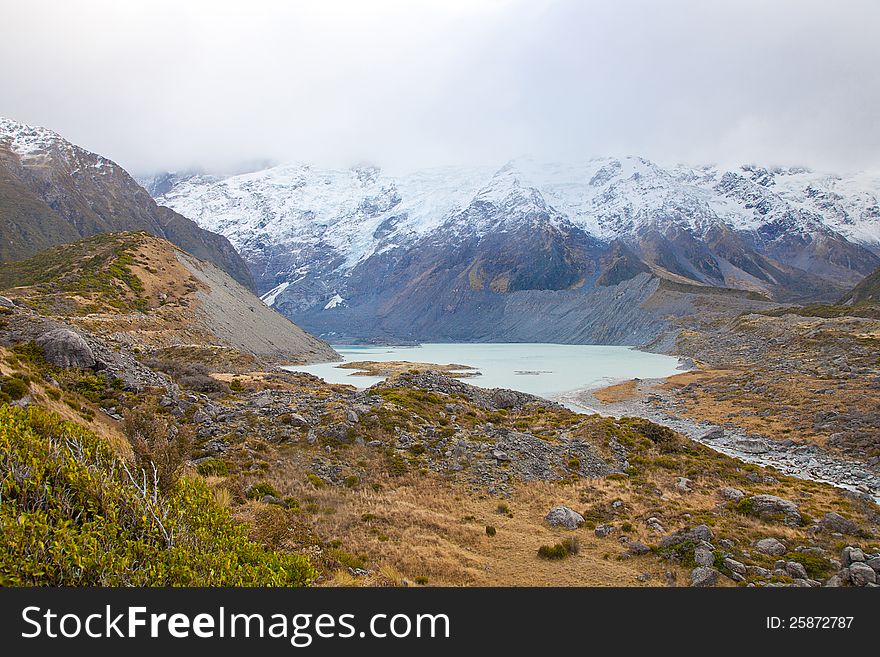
[545, 506, 584, 530]
[841, 546, 865, 566]
[755, 537, 787, 556]
[819, 512, 859, 535]
[490, 389, 521, 410]
[785, 561, 809, 580]
[694, 546, 715, 567]
[723, 558, 747, 576]
[287, 413, 309, 427]
[848, 562, 877, 586]
[675, 477, 692, 493]
[748, 495, 802, 526]
[659, 524, 714, 549]
[35, 329, 96, 369]
[718, 487, 745, 501]
[689, 567, 719, 587]
[627, 541, 651, 556]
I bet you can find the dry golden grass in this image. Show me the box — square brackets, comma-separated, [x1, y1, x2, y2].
[660, 368, 877, 451]
[593, 379, 640, 404]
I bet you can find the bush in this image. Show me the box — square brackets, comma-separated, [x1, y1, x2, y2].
[143, 359, 230, 395]
[0, 405, 315, 586]
[485, 525, 496, 537]
[246, 482, 280, 500]
[627, 418, 681, 453]
[123, 407, 193, 494]
[0, 377, 29, 401]
[537, 537, 579, 560]
[196, 458, 230, 477]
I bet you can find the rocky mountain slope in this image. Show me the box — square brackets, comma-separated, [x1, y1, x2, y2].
[145, 158, 880, 343]
[0, 117, 255, 291]
[0, 232, 337, 364]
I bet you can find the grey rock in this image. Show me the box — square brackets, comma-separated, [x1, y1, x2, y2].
[675, 477, 693, 493]
[659, 524, 714, 549]
[848, 562, 877, 586]
[866, 557, 880, 573]
[841, 546, 865, 566]
[723, 558, 747, 575]
[785, 561, 809, 580]
[824, 575, 843, 587]
[694, 546, 715, 567]
[748, 495, 802, 526]
[747, 566, 771, 578]
[718, 487, 745, 501]
[35, 329, 96, 369]
[287, 413, 309, 427]
[346, 409, 360, 423]
[689, 567, 719, 587]
[544, 505, 584, 530]
[755, 537, 787, 556]
[594, 524, 615, 538]
[261, 495, 285, 506]
[819, 512, 859, 535]
[627, 541, 651, 556]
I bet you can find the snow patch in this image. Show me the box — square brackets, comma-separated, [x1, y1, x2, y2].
[260, 281, 290, 307]
[323, 293, 345, 310]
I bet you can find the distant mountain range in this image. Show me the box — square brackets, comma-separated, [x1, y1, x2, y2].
[0, 117, 254, 291]
[142, 157, 880, 343]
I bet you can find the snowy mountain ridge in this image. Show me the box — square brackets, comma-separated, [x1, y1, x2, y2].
[149, 156, 880, 277]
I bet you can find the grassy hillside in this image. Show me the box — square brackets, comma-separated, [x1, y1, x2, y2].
[0, 232, 152, 314]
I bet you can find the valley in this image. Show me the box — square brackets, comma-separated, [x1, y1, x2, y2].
[1, 117, 879, 589]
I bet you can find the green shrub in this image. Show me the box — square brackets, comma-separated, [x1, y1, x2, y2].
[537, 537, 579, 560]
[785, 551, 833, 578]
[485, 525, 496, 537]
[327, 548, 367, 570]
[343, 475, 360, 488]
[246, 482, 280, 500]
[415, 576, 429, 585]
[0, 405, 315, 586]
[0, 377, 29, 401]
[283, 497, 300, 511]
[196, 458, 230, 477]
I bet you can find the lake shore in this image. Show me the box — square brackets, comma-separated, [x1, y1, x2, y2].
[565, 377, 880, 501]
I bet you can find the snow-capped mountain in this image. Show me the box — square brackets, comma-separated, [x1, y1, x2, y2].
[0, 117, 254, 289]
[145, 156, 880, 343]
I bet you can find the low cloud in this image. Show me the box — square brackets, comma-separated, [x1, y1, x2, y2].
[2, 0, 878, 174]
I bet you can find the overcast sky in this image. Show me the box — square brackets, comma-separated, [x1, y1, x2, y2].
[2, 0, 879, 175]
